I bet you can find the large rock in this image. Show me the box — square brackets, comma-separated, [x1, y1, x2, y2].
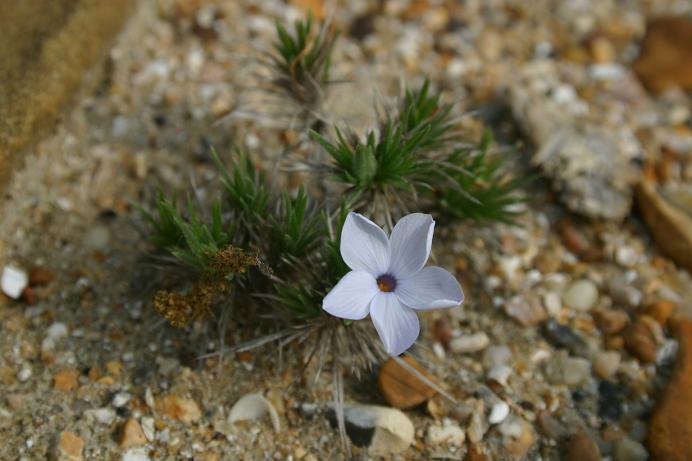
[378, 355, 437, 409]
[633, 17, 692, 93]
[647, 318, 692, 461]
[636, 180, 692, 273]
[508, 61, 642, 220]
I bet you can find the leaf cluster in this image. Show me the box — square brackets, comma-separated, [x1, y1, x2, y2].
[143, 148, 350, 321]
[140, 193, 228, 271]
[311, 79, 527, 223]
[269, 13, 338, 108]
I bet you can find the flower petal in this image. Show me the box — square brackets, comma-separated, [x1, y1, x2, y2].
[370, 292, 420, 356]
[396, 266, 464, 310]
[340, 212, 390, 275]
[388, 213, 434, 278]
[323, 271, 378, 320]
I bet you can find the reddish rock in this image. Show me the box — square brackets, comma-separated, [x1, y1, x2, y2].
[29, 266, 55, 285]
[378, 355, 437, 409]
[465, 443, 489, 461]
[55, 431, 84, 461]
[633, 17, 692, 92]
[647, 318, 692, 461]
[636, 180, 692, 273]
[593, 308, 629, 335]
[644, 300, 678, 327]
[119, 418, 147, 448]
[567, 431, 601, 461]
[157, 394, 202, 424]
[624, 318, 658, 363]
[53, 368, 80, 392]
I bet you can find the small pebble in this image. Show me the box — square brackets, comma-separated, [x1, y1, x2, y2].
[503, 295, 548, 326]
[549, 356, 591, 387]
[113, 392, 132, 408]
[120, 418, 147, 448]
[487, 364, 512, 386]
[1, 265, 28, 299]
[563, 279, 599, 311]
[614, 437, 648, 461]
[537, 413, 567, 439]
[542, 320, 587, 354]
[567, 431, 601, 461]
[482, 346, 512, 369]
[228, 393, 280, 432]
[55, 431, 84, 461]
[467, 400, 488, 444]
[425, 421, 466, 446]
[624, 318, 659, 363]
[85, 408, 116, 425]
[488, 401, 510, 424]
[542, 292, 562, 316]
[121, 448, 151, 461]
[157, 395, 202, 424]
[450, 332, 490, 354]
[498, 416, 535, 458]
[17, 365, 32, 382]
[140, 417, 155, 441]
[593, 350, 621, 380]
[593, 308, 629, 335]
[598, 381, 623, 421]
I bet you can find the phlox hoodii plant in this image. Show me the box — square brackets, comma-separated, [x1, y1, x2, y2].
[140, 16, 529, 424]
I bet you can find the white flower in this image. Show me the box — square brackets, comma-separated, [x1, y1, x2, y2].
[323, 212, 464, 356]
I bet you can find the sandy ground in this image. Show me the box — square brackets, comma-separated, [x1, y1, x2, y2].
[1, 1, 692, 460]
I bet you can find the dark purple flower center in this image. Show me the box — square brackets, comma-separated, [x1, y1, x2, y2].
[376, 274, 397, 293]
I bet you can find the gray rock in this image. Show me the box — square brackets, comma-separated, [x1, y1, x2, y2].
[508, 61, 641, 220]
[482, 345, 513, 370]
[548, 355, 591, 387]
[542, 320, 587, 354]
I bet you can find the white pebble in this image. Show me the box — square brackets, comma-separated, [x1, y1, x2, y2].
[141, 417, 155, 441]
[450, 333, 490, 354]
[615, 246, 639, 267]
[563, 279, 599, 311]
[113, 392, 132, 408]
[17, 365, 32, 382]
[482, 345, 512, 369]
[426, 422, 466, 446]
[593, 351, 621, 380]
[542, 292, 562, 316]
[85, 408, 116, 425]
[489, 401, 510, 424]
[1, 265, 28, 299]
[487, 364, 512, 386]
[47, 323, 69, 340]
[43, 322, 69, 351]
[121, 448, 151, 461]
